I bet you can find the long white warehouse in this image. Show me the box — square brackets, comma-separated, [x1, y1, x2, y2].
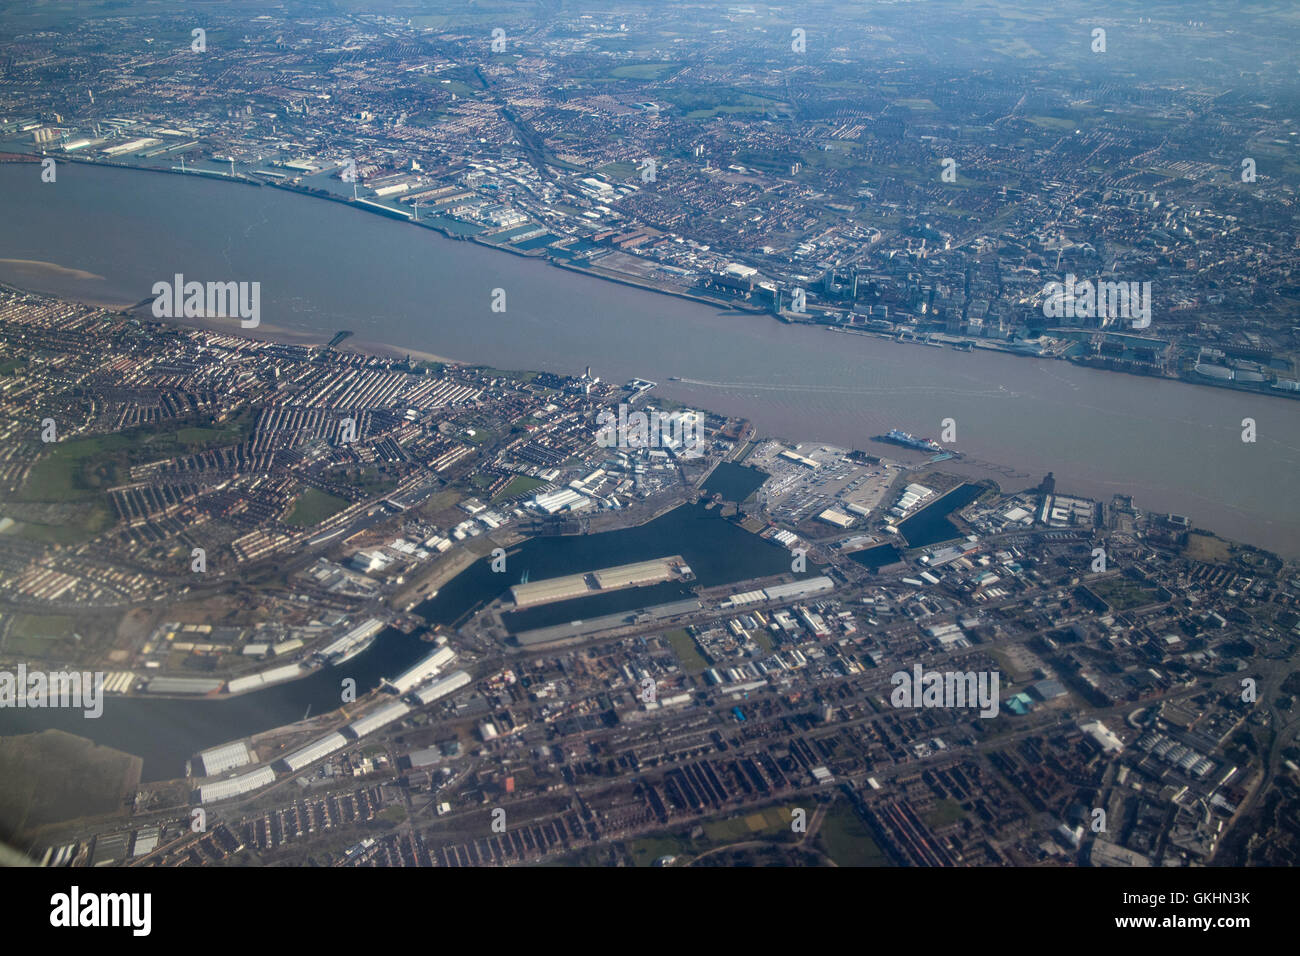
[762, 576, 835, 603]
[278, 732, 348, 772]
[409, 670, 472, 706]
[226, 663, 306, 695]
[197, 766, 275, 804]
[383, 646, 456, 695]
[197, 741, 252, 777]
[345, 701, 411, 738]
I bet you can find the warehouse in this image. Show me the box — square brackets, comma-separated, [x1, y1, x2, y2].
[144, 676, 224, 695]
[279, 732, 348, 772]
[197, 741, 252, 777]
[409, 669, 472, 706]
[225, 663, 305, 695]
[383, 646, 456, 695]
[528, 487, 589, 514]
[817, 507, 855, 529]
[345, 701, 411, 738]
[761, 576, 835, 603]
[592, 557, 678, 590]
[197, 766, 276, 804]
[511, 572, 590, 608]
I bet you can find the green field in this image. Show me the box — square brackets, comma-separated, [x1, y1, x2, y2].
[701, 805, 792, 842]
[5, 613, 78, 658]
[19, 412, 254, 504]
[925, 798, 966, 829]
[284, 487, 350, 527]
[11, 613, 76, 639]
[19, 433, 132, 502]
[609, 62, 678, 80]
[1089, 576, 1164, 611]
[815, 802, 891, 866]
[492, 475, 546, 502]
[0, 731, 141, 842]
[664, 628, 709, 674]
[624, 803, 796, 866]
[12, 504, 114, 545]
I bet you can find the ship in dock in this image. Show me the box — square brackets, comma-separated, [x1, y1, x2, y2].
[874, 429, 944, 453]
[315, 617, 386, 666]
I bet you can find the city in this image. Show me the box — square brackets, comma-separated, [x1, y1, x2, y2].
[0, 0, 1293, 931]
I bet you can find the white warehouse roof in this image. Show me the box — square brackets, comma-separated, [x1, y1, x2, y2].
[409, 670, 472, 706]
[280, 732, 348, 772]
[197, 741, 252, 777]
[345, 701, 411, 738]
[198, 765, 275, 804]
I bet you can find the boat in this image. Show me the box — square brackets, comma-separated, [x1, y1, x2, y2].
[874, 429, 944, 453]
[316, 617, 386, 666]
[327, 632, 377, 666]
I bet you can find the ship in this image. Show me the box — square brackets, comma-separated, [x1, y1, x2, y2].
[326, 633, 377, 666]
[874, 429, 944, 453]
[316, 618, 386, 666]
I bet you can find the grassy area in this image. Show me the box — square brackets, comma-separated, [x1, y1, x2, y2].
[19, 433, 132, 502]
[284, 487, 350, 527]
[701, 805, 792, 842]
[5, 613, 79, 658]
[11, 613, 76, 640]
[624, 803, 795, 866]
[0, 731, 141, 843]
[492, 475, 546, 502]
[815, 801, 890, 866]
[12, 504, 114, 545]
[925, 798, 966, 829]
[608, 62, 678, 80]
[1089, 576, 1163, 611]
[625, 832, 699, 867]
[664, 627, 709, 674]
[418, 488, 462, 518]
[1186, 531, 1231, 564]
[595, 161, 639, 181]
[19, 411, 254, 504]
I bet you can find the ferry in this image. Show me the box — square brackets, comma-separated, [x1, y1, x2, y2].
[316, 618, 386, 666]
[874, 429, 944, 453]
[326, 633, 377, 666]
